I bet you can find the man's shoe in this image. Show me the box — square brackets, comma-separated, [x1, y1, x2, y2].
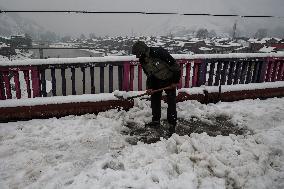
[164, 121, 176, 137]
[168, 126, 176, 137]
[163, 122, 176, 129]
[145, 121, 160, 128]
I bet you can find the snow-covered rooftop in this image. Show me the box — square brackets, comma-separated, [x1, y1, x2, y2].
[199, 47, 213, 51]
[0, 43, 9, 48]
[248, 38, 281, 44]
[259, 46, 276, 53]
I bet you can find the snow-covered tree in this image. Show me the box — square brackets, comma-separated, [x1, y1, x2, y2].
[196, 28, 209, 39]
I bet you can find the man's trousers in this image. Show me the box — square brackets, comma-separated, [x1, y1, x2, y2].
[151, 89, 177, 126]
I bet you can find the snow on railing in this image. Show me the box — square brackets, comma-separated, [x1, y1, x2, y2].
[0, 52, 284, 66]
[0, 53, 284, 100]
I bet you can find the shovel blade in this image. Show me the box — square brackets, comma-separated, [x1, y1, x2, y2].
[114, 94, 126, 100]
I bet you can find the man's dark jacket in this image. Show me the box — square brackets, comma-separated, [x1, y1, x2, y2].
[139, 47, 181, 89]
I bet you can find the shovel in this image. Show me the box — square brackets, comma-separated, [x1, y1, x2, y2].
[114, 85, 175, 100]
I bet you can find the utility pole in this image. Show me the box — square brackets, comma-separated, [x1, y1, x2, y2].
[39, 48, 44, 59]
[232, 21, 237, 40]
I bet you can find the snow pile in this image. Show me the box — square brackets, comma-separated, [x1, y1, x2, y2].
[113, 90, 147, 100]
[0, 97, 283, 189]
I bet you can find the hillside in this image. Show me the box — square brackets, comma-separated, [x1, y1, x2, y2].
[0, 10, 44, 38]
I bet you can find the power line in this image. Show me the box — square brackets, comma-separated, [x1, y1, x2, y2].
[0, 10, 144, 14]
[0, 10, 283, 18]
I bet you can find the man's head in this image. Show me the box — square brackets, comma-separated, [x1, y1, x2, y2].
[132, 41, 149, 58]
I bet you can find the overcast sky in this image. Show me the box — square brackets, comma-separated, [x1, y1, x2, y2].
[1, 0, 284, 36]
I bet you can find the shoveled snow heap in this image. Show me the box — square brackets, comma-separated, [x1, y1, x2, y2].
[0, 98, 283, 189]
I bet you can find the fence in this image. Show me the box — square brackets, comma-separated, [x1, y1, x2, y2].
[0, 53, 284, 100]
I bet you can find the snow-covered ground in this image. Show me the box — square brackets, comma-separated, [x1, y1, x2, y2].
[0, 97, 283, 189]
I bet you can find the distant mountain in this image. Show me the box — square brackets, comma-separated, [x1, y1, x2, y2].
[0, 10, 45, 38]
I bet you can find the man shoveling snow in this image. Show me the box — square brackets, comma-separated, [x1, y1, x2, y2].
[132, 41, 181, 136]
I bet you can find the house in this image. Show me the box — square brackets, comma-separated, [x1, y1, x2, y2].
[271, 43, 284, 52]
[10, 35, 32, 48]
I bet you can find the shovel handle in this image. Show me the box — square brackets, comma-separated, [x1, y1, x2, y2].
[126, 85, 175, 100]
[150, 85, 175, 94]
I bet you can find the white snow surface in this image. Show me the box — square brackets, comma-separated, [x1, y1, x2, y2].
[0, 97, 283, 189]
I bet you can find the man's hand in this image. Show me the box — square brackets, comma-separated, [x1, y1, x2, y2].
[146, 89, 153, 95]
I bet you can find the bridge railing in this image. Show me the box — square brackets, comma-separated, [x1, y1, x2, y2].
[0, 53, 283, 100]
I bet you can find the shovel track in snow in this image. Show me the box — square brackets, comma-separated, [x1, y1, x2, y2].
[122, 115, 250, 144]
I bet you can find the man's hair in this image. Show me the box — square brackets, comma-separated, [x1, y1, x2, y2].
[132, 41, 148, 56]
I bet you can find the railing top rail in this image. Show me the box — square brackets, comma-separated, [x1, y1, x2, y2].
[0, 56, 136, 67]
[1, 52, 284, 66]
[173, 52, 284, 60]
